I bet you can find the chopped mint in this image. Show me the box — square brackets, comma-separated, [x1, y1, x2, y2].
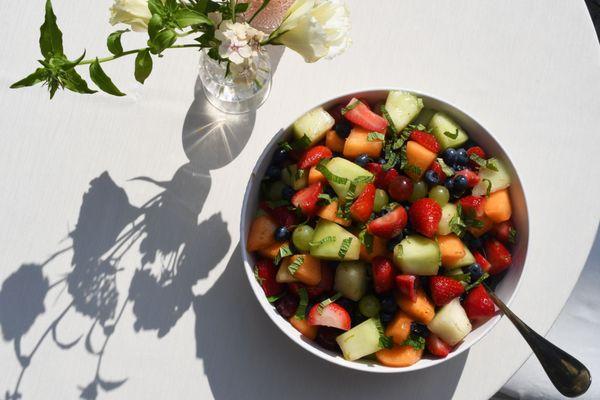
[338, 237, 353, 258]
[341, 100, 361, 115]
[404, 164, 422, 176]
[274, 243, 293, 265]
[316, 160, 349, 185]
[295, 288, 309, 320]
[465, 272, 490, 291]
[508, 227, 517, 244]
[267, 293, 286, 303]
[436, 158, 455, 177]
[317, 292, 342, 314]
[359, 229, 374, 253]
[401, 334, 426, 350]
[367, 132, 385, 142]
[482, 178, 492, 197]
[380, 105, 398, 134]
[287, 256, 304, 275]
[317, 193, 335, 204]
[443, 129, 459, 139]
[279, 141, 292, 152]
[309, 236, 336, 247]
[253, 266, 264, 285]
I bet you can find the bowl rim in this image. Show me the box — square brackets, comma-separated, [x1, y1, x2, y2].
[239, 87, 530, 373]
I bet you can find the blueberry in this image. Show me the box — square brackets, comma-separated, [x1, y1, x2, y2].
[451, 188, 466, 199]
[354, 153, 372, 167]
[456, 148, 469, 166]
[453, 174, 468, 191]
[275, 226, 290, 241]
[453, 164, 465, 171]
[334, 119, 352, 138]
[281, 185, 295, 200]
[424, 170, 440, 186]
[463, 233, 483, 250]
[442, 148, 457, 165]
[465, 263, 483, 281]
[272, 148, 288, 165]
[380, 311, 394, 325]
[380, 294, 397, 314]
[265, 164, 281, 180]
[444, 178, 455, 191]
[410, 322, 430, 338]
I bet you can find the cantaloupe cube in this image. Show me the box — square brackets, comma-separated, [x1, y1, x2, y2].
[468, 215, 494, 237]
[484, 189, 512, 223]
[289, 254, 322, 286]
[247, 215, 278, 251]
[317, 201, 351, 227]
[375, 345, 423, 367]
[343, 128, 383, 159]
[397, 287, 435, 324]
[359, 235, 389, 262]
[438, 234, 466, 266]
[405, 141, 437, 180]
[308, 166, 327, 185]
[289, 316, 318, 339]
[386, 311, 413, 345]
[325, 130, 345, 153]
[258, 241, 289, 259]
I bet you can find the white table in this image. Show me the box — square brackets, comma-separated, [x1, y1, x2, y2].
[1, 1, 599, 399]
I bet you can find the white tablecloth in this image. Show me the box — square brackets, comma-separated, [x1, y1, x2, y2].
[1, 1, 599, 399]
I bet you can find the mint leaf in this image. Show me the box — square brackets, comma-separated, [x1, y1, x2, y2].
[317, 292, 342, 314]
[309, 236, 336, 247]
[279, 141, 293, 152]
[39, 0, 64, 59]
[443, 129, 459, 140]
[107, 29, 129, 56]
[90, 59, 125, 96]
[380, 105, 397, 134]
[446, 273, 471, 283]
[482, 178, 492, 197]
[486, 158, 499, 172]
[134, 49, 153, 84]
[367, 132, 385, 142]
[274, 243, 293, 265]
[317, 193, 335, 205]
[287, 256, 304, 276]
[359, 229, 373, 253]
[338, 237, 353, 259]
[316, 160, 348, 185]
[401, 334, 426, 350]
[508, 227, 517, 244]
[465, 272, 490, 291]
[341, 100, 361, 115]
[267, 292, 285, 303]
[436, 158, 455, 177]
[404, 164, 422, 176]
[295, 288, 308, 319]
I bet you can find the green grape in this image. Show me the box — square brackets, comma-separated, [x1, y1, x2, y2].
[373, 189, 389, 212]
[267, 181, 285, 201]
[409, 181, 428, 202]
[358, 294, 381, 317]
[292, 225, 314, 251]
[429, 185, 450, 206]
[334, 261, 368, 301]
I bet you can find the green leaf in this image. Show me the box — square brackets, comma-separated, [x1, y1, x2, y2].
[436, 158, 455, 177]
[338, 237, 353, 259]
[380, 105, 397, 134]
[267, 292, 285, 303]
[317, 292, 342, 314]
[482, 178, 492, 197]
[148, 14, 163, 40]
[39, 0, 64, 59]
[443, 129, 459, 140]
[278, 141, 292, 152]
[10, 68, 47, 88]
[107, 29, 129, 56]
[134, 49, 153, 84]
[287, 256, 304, 276]
[401, 334, 426, 350]
[404, 164, 422, 176]
[508, 227, 517, 244]
[274, 243, 293, 265]
[62, 69, 96, 94]
[148, 0, 165, 15]
[57, 51, 86, 71]
[341, 99, 361, 115]
[367, 132, 385, 142]
[295, 288, 309, 319]
[359, 229, 373, 253]
[149, 29, 177, 54]
[235, 2, 250, 13]
[89, 59, 125, 96]
[309, 236, 336, 247]
[316, 160, 349, 185]
[174, 9, 213, 28]
[465, 272, 489, 291]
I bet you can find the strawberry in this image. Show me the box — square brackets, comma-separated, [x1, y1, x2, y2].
[463, 285, 495, 320]
[484, 238, 512, 275]
[492, 220, 516, 244]
[350, 183, 376, 222]
[429, 276, 465, 306]
[297, 145, 333, 169]
[396, 274, 418, 302]
[473, 251, 492, 273]
[343, 98, 388, 133]
[455, 169, 480, 188]
[270, 206, 297, 228]
[467, 146, 486, 159]
[308, 303, 351, 331]
[426, 334, 453, 357]
[291, 182, 323, 216]
[366, 206, 408, 239]
[254, 259, 283, 297]
[371, 256, 395, 294]
[430, 161, 447, 183]
[408, 198, 442, 238]
[365, 162, 385, 188]
[381, 168, 400, 189]
[459, 196, 486, 219]
[410, 130, 440, 153]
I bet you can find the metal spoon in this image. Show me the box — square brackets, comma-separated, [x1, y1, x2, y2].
[483, 283, 592, 397]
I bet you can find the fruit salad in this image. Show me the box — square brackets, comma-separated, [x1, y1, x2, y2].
[247, 91, 516, 367]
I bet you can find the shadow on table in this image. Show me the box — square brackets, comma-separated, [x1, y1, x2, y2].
[193, 245, 469, 400]
[0, 47, 284, 400]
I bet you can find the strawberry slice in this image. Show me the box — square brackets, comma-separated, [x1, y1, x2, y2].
[307, 303, 351, 331]
[484, 238, 512, 275]
[463, 285, 495, 320]
[291, 182, 323, 216]
[408, 198, 442, 238]
[270, 206, 297, 228]
[426, 334, 453, 357]
[254, 259, 283, 297]
[430, 161, 447, 183]
[343, 98, 388, 134]
[429, 276, 465, 306]
[366, 206, 407, 239]
[297, 145, 333, 169]
[371, 256, 395, 294]
[492, 220, 516, 244]
[473, 251, 492, 273]
[365, 162, 385, 188]
[459, 196, 486, 219]
[410, 130, 440, 153]
[396, 274, 418, 302]
[455, 169, 480, 188]
[350, 183, 376, 222]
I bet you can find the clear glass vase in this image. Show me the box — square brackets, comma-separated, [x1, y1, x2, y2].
[198, 50, 272, 114]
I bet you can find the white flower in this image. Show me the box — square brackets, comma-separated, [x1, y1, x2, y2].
[109, 0, 152, 32]
[215, 21, 267, 64]
[269, 0, 351, 63]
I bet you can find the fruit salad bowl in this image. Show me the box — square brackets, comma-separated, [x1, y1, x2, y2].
[240, 89, 529, 373]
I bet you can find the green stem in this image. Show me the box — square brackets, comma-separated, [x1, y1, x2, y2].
[78, 44, 203, 66]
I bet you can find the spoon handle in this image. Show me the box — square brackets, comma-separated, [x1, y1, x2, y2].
[483, 284, 591, 398]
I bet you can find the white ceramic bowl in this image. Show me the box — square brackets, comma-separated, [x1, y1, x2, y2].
[240, 89, 529, 373]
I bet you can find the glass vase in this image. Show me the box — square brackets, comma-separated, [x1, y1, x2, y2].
[198, 50, 272, 114]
